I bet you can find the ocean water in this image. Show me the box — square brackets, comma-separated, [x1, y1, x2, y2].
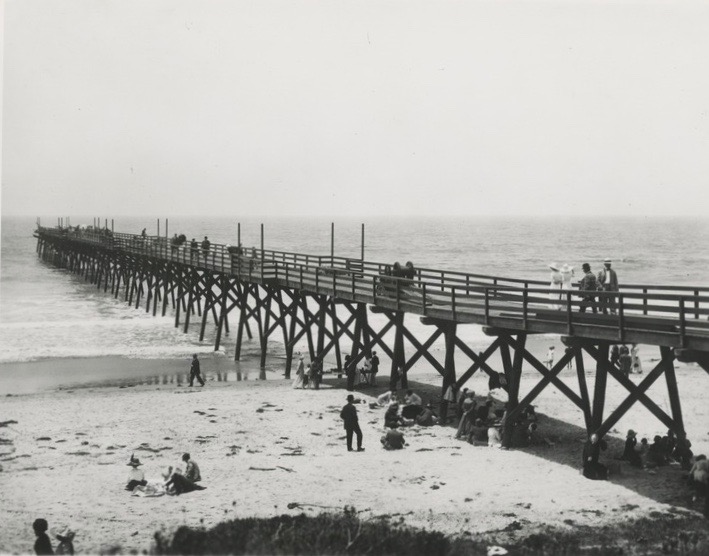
[1, 215, 708, 365]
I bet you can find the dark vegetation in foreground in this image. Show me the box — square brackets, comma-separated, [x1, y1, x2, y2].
[151, 506, 709, 555]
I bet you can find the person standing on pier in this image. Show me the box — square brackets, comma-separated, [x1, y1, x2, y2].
[597, 259, 619, 315]
[340, 394, 364, 452]
[190, 238, 199, 262]
[201, 236, 211, 264]
[578, 263, 598, 313]
[189, 354, 205, 387]
[548, 263, 563, 310]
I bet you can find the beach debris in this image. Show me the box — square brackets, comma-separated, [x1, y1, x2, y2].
[135, 443, 171, 453]
[287, 502, 341, 511]
[36, 437, 52, 441]
[487, 546, 508, 556]
[0, 420, 19, 428]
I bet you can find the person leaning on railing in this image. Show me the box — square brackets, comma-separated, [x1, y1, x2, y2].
[578, 263, 598, 314]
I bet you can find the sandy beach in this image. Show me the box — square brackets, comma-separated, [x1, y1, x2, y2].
[1, 341, 708, 554]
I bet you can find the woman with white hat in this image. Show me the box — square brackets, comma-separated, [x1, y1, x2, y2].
[548, 263, 563, 310]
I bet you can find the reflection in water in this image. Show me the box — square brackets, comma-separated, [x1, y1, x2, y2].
[69, 366, 268, 390]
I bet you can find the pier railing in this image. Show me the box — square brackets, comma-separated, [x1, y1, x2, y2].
[36, 226, 709, 349]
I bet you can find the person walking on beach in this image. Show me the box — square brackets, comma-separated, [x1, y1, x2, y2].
[292, 354, 305, 389]
[578, 263, 598, 313]
[631, 343, 643, 374]
[597, 259, 619, 315]
[370, 351, 380, 386]
[340, 394, 364, 452]
[544, 346, 555, 370]
[189, 354, 205, 387]
[311, 357, 323, 389]
[344, 354, 356, 391]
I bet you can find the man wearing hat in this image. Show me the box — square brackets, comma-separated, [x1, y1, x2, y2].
[597, 259, 619, 315]
[578, 263, 598, 314]
[189, 353, 205, 387]
[340, 394, 364, 452]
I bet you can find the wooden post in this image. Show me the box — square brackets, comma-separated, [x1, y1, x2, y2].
[331, 222, 334, 262]
[166, 218, 169, 239]
[361, 223, 365, 261]
[591, 342, 609, 460]
[441, 322, 457, 424]
[393, 311, 406, 388]
[157, 219, 160, 237]
[662, 345, 687, 454]
[261, 223, 264, 265]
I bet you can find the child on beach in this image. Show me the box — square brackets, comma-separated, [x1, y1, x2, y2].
[32, 518, 53, 555]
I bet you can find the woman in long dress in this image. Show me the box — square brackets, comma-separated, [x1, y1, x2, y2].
[292, 354, 305, 389]
[548, 263, 563, 310]
[559, 264, 575, 310]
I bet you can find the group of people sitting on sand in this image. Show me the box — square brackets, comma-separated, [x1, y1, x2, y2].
[621, 428, 694, 470]
[125, 452, 205, 496]
[452, 389, 550, 448]
[369, 389, 440, 449]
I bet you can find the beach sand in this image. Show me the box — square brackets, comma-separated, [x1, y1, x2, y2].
[1, 340, 708, 554]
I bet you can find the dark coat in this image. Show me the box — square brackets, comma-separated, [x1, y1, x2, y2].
[340, 403, 358, 429]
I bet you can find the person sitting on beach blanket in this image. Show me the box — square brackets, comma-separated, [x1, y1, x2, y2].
[384, 403, 405, 429]
[375, 389, 397, 408]
[164, 457, 205, 496]
[476, 399, 493, 422]
[33, 518, 53, 555]
[468, 418, 488, 445]
[381, 428, 406, 450]
[487, 423, 503, 448]
[582, 434, 609, 480]
[645, 435, 669, 468]
[125, 454, 147, 491]
[52, 526, 75, 555]
[182, 453, 201, 483]
[622, 429, 643, 468]
[401, 390, 424, 419]
[416, 403, 438, 427]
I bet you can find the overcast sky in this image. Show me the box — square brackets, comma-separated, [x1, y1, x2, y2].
[2, 0, 709, 218]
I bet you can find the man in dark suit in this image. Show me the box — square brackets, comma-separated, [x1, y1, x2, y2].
[189, 353, 205, 387]
[340, 394, 364, 452]
[597, 258, 619, 315]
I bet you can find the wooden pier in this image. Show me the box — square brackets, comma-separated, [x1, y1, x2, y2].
[34, 223, 709, 468]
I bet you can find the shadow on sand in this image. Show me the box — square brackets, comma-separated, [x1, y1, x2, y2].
[321, 374, 703, 517]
